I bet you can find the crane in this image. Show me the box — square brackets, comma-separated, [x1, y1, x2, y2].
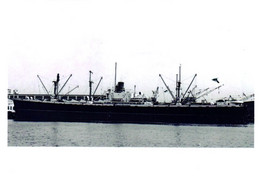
[184, 85, 197, 100]
[159, 74, 175, 101]
[37, 75, 50, 95]
[182, 74, 197, 101]
[239, 93, 254, 101]
[196, 84, 224, 100]
[58, 74, 73, 94]
[194, 88, 209, 97]
[93, 77, 103, 96]
[188, 85, 197, 97]
[64, 85, 79, 96]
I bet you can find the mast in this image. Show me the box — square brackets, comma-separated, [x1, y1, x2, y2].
[176, 74, 178, 100]
[175, 64, 182, 103]
[178, 65, 181, 101]
[53, 73, 60, 99]
[89, 71, 93, 101]
[114, 62, 117, 90]
[134, 85, 136, 97]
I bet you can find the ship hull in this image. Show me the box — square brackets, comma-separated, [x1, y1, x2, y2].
[8, 111, 15, 119]
[13, 99, 249, 125]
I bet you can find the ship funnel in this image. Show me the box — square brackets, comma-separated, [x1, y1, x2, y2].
[115, 82, 125, 93]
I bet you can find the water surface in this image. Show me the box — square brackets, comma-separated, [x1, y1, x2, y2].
[8, 120, 254, 147]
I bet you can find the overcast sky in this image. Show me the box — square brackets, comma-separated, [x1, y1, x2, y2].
[3, 0, 259, 102]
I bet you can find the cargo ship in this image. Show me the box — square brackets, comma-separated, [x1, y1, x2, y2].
[12, 64, 253, 125]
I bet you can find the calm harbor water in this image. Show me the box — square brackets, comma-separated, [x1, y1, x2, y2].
[8, 119, 254, 147]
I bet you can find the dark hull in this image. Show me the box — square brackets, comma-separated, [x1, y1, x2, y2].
[243, 101, 254, 123]
[13, 99, 249, 125]
[8, 111, 15, 119]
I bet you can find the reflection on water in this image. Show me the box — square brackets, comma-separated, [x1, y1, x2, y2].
[8, 120, 254, 147]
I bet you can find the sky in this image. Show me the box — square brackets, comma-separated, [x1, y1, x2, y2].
[3, 0, 259, 102]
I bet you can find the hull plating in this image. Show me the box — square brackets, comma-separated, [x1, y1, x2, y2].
[13, 99, 248, 125]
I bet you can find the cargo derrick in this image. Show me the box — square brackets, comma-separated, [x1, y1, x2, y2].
[181, 74, 197, 105]
[195, 84, 224, 102]
[37, 75, 50, 95]
[159, 74, 175, 102]
[160, 65, 197, 105]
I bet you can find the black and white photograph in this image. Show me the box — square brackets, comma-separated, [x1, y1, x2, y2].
[1, 0, 259, 180]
